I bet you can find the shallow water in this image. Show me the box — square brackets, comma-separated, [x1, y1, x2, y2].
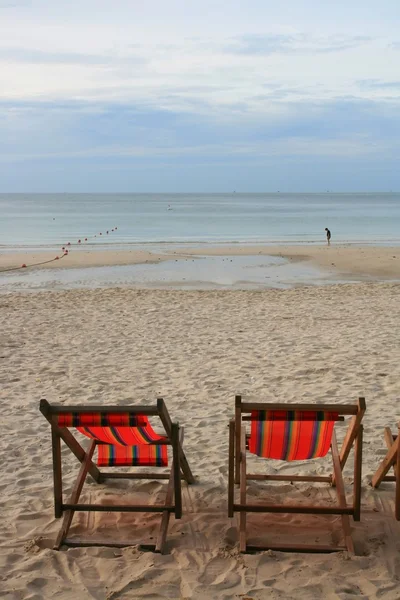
[0, 254, 357, 293]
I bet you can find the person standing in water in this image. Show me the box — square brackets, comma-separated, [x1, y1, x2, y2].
[325, 227, 331, 245]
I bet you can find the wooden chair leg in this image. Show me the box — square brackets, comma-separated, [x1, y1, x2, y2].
[331, 432, 354, 554]
[333, 397, 365, 486]
[353, 424, 363, 521]
[239, 425, 247, 552]
[171, 423, 182, 520]
[228, 420, 235, 518]
[155, 463, 175, 553]
[179, 448, 195, 485]
[177, 428, 195, 485]
[371, 436, 399, 488]
[235, 395, 242, 485]
[51, 428, 63, 518]
[157, 397, 194, 485]
[384, 427, 398, 479]
[54, 440, 97, 550]
[155, 426, 186, 552]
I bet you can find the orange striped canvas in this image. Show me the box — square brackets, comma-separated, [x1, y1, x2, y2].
[57, 411, 168, 467]
[248, 410, 339, 461]
[97, 443, 168, 467]
[57, 412, 147, 427]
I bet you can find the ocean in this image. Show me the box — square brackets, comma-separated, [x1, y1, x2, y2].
[1, 193, 399, 250]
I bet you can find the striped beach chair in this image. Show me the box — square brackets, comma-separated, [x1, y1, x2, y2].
[371, 423, 400, 520]
[40, 398, 194, 553]
[228, 395, 365, 554]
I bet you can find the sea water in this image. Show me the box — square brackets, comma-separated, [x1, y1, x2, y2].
[1, 193, 399, 291]
[1, 193, 399, 249]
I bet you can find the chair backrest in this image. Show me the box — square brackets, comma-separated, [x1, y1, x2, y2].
[235, 396, 364, 462]
[248, 409, 340, 460]
[57, 412, 164, 446]
[40, 398, 173, 467]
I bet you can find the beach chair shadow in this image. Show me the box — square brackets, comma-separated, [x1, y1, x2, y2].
[228, 395, 365, 554]
[40, 398, 195, 553]
[371, 423, 400, 520]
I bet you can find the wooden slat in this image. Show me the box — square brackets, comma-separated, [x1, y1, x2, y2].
[233, 504, 353, 515]
[382, 476, 396, 482]
[100, 472, 170, 480]
[239, 425, 247, 552]
[41, 400, 101, 482]
[239, 402, 359, 415]
[155, 426, 184, 553]
[228, 420, 235, 518]
[246, 475, 332, 483]
[157, 398, 172, 431]
[155, 465, 174, 553]
[235, 395, 242, 485]
[64, 539, 145, 548]
[384, 427, 398, 479]
[63, 504, 175, 512]
[384, 427, 395, 449]
[338, 397, 366, 472]
[331, 431, 354, 554]
[42, 400, 158, 416]
[158, 398, 195, 485]
[53, 420, 102, 483]
[54, 440, 97, 550]
[51, 428, 63, 518]
[353, 424, 363, 521]
[371, 436, 399, 488]
[245, 543, 345, 554]
[171, 423, 182, 519]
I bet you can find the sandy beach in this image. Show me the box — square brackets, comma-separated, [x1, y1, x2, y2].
[1, 245, 400, 281]
[1, 280, 400, 599]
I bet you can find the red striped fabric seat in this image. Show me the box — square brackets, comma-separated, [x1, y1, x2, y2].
[57, 412, 168, 467]
[248, 410, 340, 461]
[97, 443, 168, 467]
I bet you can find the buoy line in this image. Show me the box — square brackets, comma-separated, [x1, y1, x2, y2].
[0, 226, 118, 273]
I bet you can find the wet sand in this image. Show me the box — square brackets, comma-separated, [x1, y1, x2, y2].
[1, 244, 400, 280]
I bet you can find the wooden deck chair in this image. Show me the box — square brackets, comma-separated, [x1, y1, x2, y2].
[228, 395, 365, 554]
[371, 423, 400, 520]
[40, 398, 195, 553]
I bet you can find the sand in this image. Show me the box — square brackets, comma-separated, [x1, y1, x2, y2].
[0, 249, 179, 271]
[1, 245, 400, 280]
[1, 282, 400, 599]
[172, 245, 400, 280]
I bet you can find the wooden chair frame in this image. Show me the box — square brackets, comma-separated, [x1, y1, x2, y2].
[371, 423, 400, 520]
[40, 398, 195, 553]
[228, 395, 365, 554]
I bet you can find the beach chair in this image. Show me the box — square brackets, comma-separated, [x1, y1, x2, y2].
[371, 423, 400, 520]
[228, 395, 365, 554]
[40, 398, 195, 553]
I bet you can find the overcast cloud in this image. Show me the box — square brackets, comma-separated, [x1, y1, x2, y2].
[0, 0, 399, 191]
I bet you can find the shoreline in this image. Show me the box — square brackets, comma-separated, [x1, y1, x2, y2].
[1, 244, 400, 280]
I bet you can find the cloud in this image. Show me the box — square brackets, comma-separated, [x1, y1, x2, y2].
[0, 97, 399, 167]
[0, 46, 148, 66]
[224, 34, 372, 56]
[358, 79, 400, 90]
[0, 2, 399, 190]
[0, 0, 28, 8]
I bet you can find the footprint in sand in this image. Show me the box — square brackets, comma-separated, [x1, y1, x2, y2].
[198, 556, 241, 589]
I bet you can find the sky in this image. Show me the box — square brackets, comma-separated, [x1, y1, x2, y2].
[0, 0, 400, 192]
